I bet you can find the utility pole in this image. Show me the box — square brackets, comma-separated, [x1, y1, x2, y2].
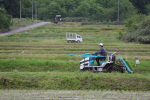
[20, 0, 22, 26]
[35, 0, 37, 20]
[117, 0, 120, 24]
[32, 0, 33, 20]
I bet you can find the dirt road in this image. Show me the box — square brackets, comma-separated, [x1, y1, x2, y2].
[0, 22, 50, 37]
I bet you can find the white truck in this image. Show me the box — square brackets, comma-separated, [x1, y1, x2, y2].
[66, 33, 83, 43]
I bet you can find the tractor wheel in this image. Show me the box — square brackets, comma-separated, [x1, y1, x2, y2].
[91, 67, 98, 73]
[87, 67, 97, 72]
[80, 67, 88, 71]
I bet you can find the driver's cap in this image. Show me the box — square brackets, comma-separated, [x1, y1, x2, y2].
[98, 43, 103, 46]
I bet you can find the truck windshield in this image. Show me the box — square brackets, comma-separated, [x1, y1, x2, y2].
[77, 36, 81, 38]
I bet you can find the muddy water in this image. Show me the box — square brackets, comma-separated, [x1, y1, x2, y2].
[0, 90, 149, 100]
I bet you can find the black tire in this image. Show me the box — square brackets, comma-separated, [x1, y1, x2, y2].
[91, 67, 99, 73]
[77, 40, 80, 43]
[68, 40, 71, 43]
[80, 67, 88, 71]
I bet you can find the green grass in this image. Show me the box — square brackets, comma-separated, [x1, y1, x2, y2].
[0, 56, 149, 74]
[0, 72, 150, 91]
[0, 22, 150, 91]
[0, 59, 79, 72]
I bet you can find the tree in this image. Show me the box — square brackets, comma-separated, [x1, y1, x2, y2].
[73, 1, 90, 17]
[21, 0, 32, 18]
[95, 0, 135, 21]
[0, 6, 11, 31]
[122, 14, 150, 44]
[47, 1, 62, 19]
[1, 0, 137, 21]
[129, 0, 150, 14]
[89, 2, 105, 20]
[146, 4, 150, 14]
[2, 0, 32, 18]
[95, 0, 116, 8]
[119, 0, 136, 21]
[2, 0, 20, 18]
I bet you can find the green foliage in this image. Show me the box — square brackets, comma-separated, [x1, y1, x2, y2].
[124, 14, 147, 31]
[123, 15, 150, 43]
[119, 0, 136, 20]
[1, 0, 136, 22]
[47, 0, 135, 21]
[73, 1, 91, 17]
[2, 0, 32, 18]
[0, 6, 11, 31]
[3, 0, 150, 24]
[21, 0, 32, 18]
[129, 0, 150, 14]
[146, 4, 150, 14]
[47, 1, 61, 19]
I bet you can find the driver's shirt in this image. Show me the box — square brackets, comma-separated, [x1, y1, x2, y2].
[95, 47, 107, 56]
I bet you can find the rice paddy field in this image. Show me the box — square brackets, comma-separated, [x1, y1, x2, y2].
[0, 22, 150, 99]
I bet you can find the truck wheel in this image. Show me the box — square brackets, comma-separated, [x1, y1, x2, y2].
[68, 41, 71, 43]
[77, 40, 80, 43]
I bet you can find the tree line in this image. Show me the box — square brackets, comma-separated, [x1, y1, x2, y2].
[1, 0, 150, 21]
[1, 0, 150, 44]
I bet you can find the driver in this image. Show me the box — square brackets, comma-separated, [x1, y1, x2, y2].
[92, 43, 107, 66]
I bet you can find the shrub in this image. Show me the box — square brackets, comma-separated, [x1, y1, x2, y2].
[123, 15, 150, 43]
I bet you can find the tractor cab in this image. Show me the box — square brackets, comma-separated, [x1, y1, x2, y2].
[54, 15, 61, 24]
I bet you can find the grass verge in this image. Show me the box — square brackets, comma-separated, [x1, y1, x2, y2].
[0, 72, 150, 91]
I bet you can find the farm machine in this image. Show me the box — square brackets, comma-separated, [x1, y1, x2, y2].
[69, 52, 140, 73]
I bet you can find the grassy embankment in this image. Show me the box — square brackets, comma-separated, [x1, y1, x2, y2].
[0, 22, 150, 91]
[10, 18, 41, 30]
[0, 18, 41, 33]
